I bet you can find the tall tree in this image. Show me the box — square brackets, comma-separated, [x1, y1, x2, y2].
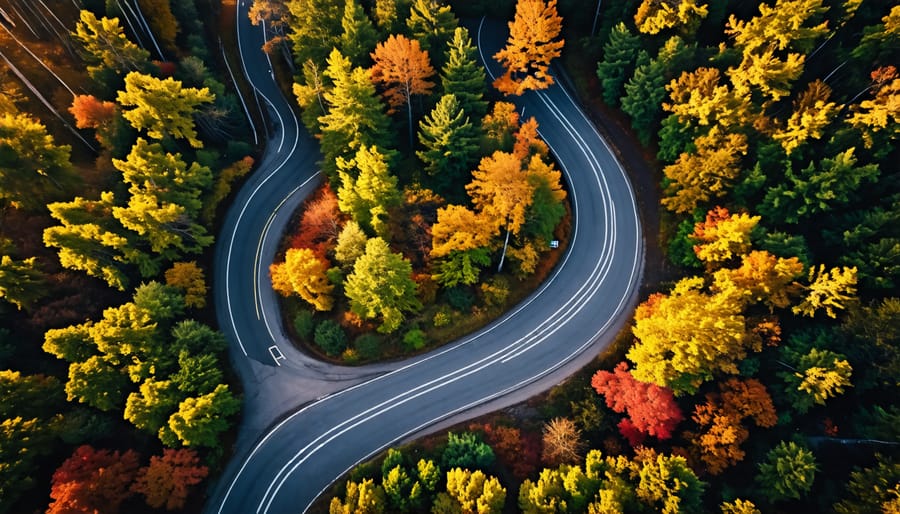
[833, 454, 900, 514]
[374, 0, 412, 35]
[441, 27, 488, 119]
[848, 67, 900, 149]
[336, 145, 402, 238]
[165, 261, 208, 309]
[406, 0, 458, 56]
[0, 255, 46, 311]
[772, 80, 839, 154]
[711, 250, 804, 310]
[0, 112, 76, 210]
[270, 247, 335, 311]
[344, 238, 421, 333]
[493, 0, 564, 96]
[284, 0, 344, 67]
[340, 0, 378, 66]
[466, 151, 534, 244]
[131, 449, 208, 511]
[370, 34, 436, 147]
[117, 72, 215, 148]
[755, 441, 818, 501]
[596, 22, 643, 106]
[47, 445, 140, 514]
[690, 207, 760, 267]
[72, 10, 150, 83]
[634, 0, 709, 35]
[417, 94, 480, 200]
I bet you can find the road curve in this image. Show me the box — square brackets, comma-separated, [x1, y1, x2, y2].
[206, 7, 644, 514]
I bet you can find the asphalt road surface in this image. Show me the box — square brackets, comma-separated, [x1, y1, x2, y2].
[206, 8, 644, 514]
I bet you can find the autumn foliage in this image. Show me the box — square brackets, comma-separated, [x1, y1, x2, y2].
[131, 449, 208, 510]
[370, 34, 436, 114]
[287, 184, 341, 260]
[592, 362, 684, 446]
[48, 445, 140, 514]
[493, 0, 564, 95]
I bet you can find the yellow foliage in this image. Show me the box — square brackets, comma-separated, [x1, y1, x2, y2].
[493, 0, 564, 95]
[634, 0, 709, 35]
[164, 262, 208, 308]
[269, 248, 334, 311]
[773, 80, 839, 154]
[793, 265, 858, 318]
[431, 205, 494, 258]
[691, 208, 760, 266]
[712, 250, 804, 309]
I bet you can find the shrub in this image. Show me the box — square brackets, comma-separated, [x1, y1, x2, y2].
[480, 276, 510, 307]
[441, 432, 495, 471]
[403, 329, 427, 351]
[293, 310, 316, 341]
[354, 334, 381, 361]
[433, 309, 451, 328]
[443, 286, 475, 311]
[314, 320, 347, 356]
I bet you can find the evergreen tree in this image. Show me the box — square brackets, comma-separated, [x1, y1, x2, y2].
[417, 94, 480, 201]
[441, 27, 488, 119]
[596, 22, 642, 107]
[756, 441, 818, 501]
[340, 0, 378, 67]
[0, 112, 76, 210]
[344, 238, 421, 333]
[336, 145, 402, 238]
[406, 0, 458, 60]
[285, 0, 344, 67]
[0, 255, 46, 311]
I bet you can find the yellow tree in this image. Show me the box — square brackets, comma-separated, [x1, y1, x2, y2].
[117, 72, 214, 148]
[370, 34, 435, 146]
[431, 205, 494, 258]
[164, 261, 208, 308]
[628, 277, 756, 394]
[849, 66, 900, 148]
[691, 207, 760, 267]
[663, 67, 753, 129]
[661, 127, 748, 214]
[270, 248, 335, 311]
[493, 0, 564, 96]
[793, 265, 858, 318]
[773, 80, 839, 154]
[634, 0, 709, 35]
[712, 250, 804, 310]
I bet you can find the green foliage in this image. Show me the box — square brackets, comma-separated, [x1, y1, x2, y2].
[117, 72, 215, 148]
[756, 441, 818, 501]
[667, 213, 704, 269]
[779, 347, 853, 413]
[417, 94, 481, 201]
[0, 112, 76, 210]
[442, 285, 475, 311]
[72, 10, 150, 86]
[340, 0, 378, 66]
[334, 220, 369, 269]
[636, 452, 706, 514]
[441, 27, 488, 119]
[337, 145, 401, 238]
[162, 384, 241, 448]
[834, 454, 900, 514]
[525, 172, 567, 243]
[315, 319, 348, 356]
[329, 478, 387, 514]
[596, 22, 643, 107]
[480, 276, 510, 307]
[344, 238, 422, 333]
[435, 248, 491, 287]
[402, 328, 427, 351]
[354, 333, 382, 361]
[285, 0, 343, 67]
[294, 310, 316, 341]
[406, 0, 458, 56]
[440, 431, 495, 471]
[0, 255, 47, 311]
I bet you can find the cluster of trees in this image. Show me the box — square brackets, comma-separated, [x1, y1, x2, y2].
[328, 0, 898, 511]
[1, 1, 249, 512]
[264, 0, 569, 357]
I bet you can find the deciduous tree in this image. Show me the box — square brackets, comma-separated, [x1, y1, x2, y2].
[711, 250, 803, 310]
[165, 261, 208, 308]
[690, 207, 760, 267]
[72, 11, 150, 81]
[772, 80, 839, 154]
[756, 441, 818, 501]
[466, 151, 534, 240]
[131, 448, 208, 510]
[635, 450, 706, 514]
[438, 468, 506, 514]
[779, 348, 852, 412]
[793, 265, 858, 318]
[329, 478, 386, 514]
[344, 238, 421, 333]
[270, 248, 335, 311]
[334, 220, 368, 268]
[493, 0, 564, 95]
[0, 255, 46, 311]
[162, 383, 241, 448]
[634, 0, 709, 35]
[370, 34, 436, 146]
[47, 445, 140, 514]
[541, 417, 586, 466]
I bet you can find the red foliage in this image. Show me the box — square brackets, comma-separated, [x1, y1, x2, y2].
[617, 418, 647, 447]
[48, 445, 140, 514]
[131, 449, 209, 511]
[155, 60, 177, 76]
[479, 423, 541, 480]
[592, 362, 684, 445]
[69, 95, 116, 129]
[288, 184, 341, 260]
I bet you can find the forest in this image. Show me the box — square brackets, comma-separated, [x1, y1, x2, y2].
[0, 0, 897, 513]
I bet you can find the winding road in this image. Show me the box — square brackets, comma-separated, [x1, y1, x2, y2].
[206, 5, 643, 514]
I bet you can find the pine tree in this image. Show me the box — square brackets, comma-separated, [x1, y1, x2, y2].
[596, 22, 642, 106]
[417, 94, 480, 201]
[0, 112, 76, 210]
[117, 72, 215, 148]
[72, 10, 150, 82]
[406, 0, 458, 57]
[441, 27, 488, 118]
[340, 0, 378, 66]
[285, 0, 344, 67]
[0, 255, 46, 311]
[336, 145, 402, 238]
[756, 441, 818, 501]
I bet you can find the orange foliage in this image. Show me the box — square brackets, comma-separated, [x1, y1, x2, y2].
[370, 34, 436, 113]
[69, 94, 116, 129]
[48, 445, 140, 514]
[131, 449, 208, 511]
[478, 423, 541, 480]
[512, 117, 550, 160]
[493, 0, 564, 95]
[289, 184, 341, 260]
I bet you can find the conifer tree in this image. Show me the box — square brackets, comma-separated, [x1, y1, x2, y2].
[285, 0, 344, 67]
[596, 22, 642, 106]
[417, 94, 480, 201]
[406, 0, 458, 58]
[0, 112, 76, 210]
[336, 145, 402, 238]
[117, 72, 215, 148]
[756, 441, 818, 501]
[340, 0, 378, 66]
[441, 27, 488, 118]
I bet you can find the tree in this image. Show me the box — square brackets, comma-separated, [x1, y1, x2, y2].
[441, 27, 488, 119]
[772, 80, 839, 154]
[336, 145, 401, 238]
[592, 362, 683, 445]
[690, 207, 760, 267]
[756, 441, 818, 501]
[541, 417, 585, 466]
[319, 49, 393, 180]
[627, 277, 755, 394]
[834, 454, 900, 514]
[663, 67, 753, 130]
[344, 238, 421, 333]
[493, 0, 564, 95]
[660, 126, 748, 213]
[162, 384, 241, 448]
[437, 468, 506, 514]
[441, 431, 495, 471]
[340, 0, 378, 66]
[0, 112, 75, 210]
[374, 0, 411, 35]
[285, 0, 343, 67]
[793, 265, 858, 318]
[596, 22, 643, 106]
[1, 416, 59, 512]
[406, 0, 458, 55]
[481, 101, 520, 153]
[711, 250, 804, 310]
[165, 261, 208, 308]
[334, 221, 368, 268]
[849, 67, 900, 149]
[370, 34, 436, 146]
[65, 355, 129, 411]
[634, 0, 709, 35]
[47, 445, 140, 514]
[314, 319, 348, 356]
[417, 94, 480, 200]
[72, 10, 150, 81]
[720, 499, 761, 514]
[0, 255, 46, 311]
[289, 184, 342, 259]
[467, 151, 535, 241]
[329, 478, 386, 514]
[779, 348, 852, 412]
[117, 72, 215, 148]
[270, 248, 335, 311]
[124, 379, 179, 433]
[135, 0, 179, 51]
[131, 449, 209, 510]
[635, 451, 706, 514]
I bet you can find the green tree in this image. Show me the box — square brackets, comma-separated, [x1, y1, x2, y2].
[117, 72, 215, 148]
[0, 255, 46, 311]
[834, 454, 900, 514]
[374, 0, 411, 35]
[285, 0, 344, 67]
[0, 112, 76, 210]
[72, 10, 150, 83]
[756, 441, 818, 501]
[314, 319, 348, 356]
[441, 431, 495, 471]
[441, 27, 488, 118]
[417, 94, 480, 200]
[0, 416, 59, 512]
[334, 220, 369, 268]
[406, 0, 458, 56]
[344, 238, 421, 333]
[319, 49, 393, 181]
[124, 379, 179, 433]
[340, 0, 378, 66]
[779, 348, 852, 412]
[161, 384, 241, 448]
[636, 451, 706, 514]
[336, 145, 401, 238]
[596, 22, 643, 106]
[65, 355, 129, 411]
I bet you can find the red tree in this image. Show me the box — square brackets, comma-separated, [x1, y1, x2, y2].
[48, 445, 140, 514]
[69, 95, 116, 129]
[288, 184, 342, 259]
[478, 423, 541, 480]
[592, 361, 684, 445]
[131, 448, 209, 510]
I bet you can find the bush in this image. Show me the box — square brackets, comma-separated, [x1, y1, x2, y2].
[480, 276, 510, 307]
[402, 329, 427, 351]
[293, 310, 316, 341]
[341, 348, 359, 363]
[441, 432, 495, 471]
[354, 333, 381, 361]
[432, 309, 451, 328]
[443, 286, 475, 311]
[314, 320, 347, 357]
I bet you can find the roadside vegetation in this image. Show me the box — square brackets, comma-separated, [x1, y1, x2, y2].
[321, 0, 900, 512]
[1, 1, 250, 512]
